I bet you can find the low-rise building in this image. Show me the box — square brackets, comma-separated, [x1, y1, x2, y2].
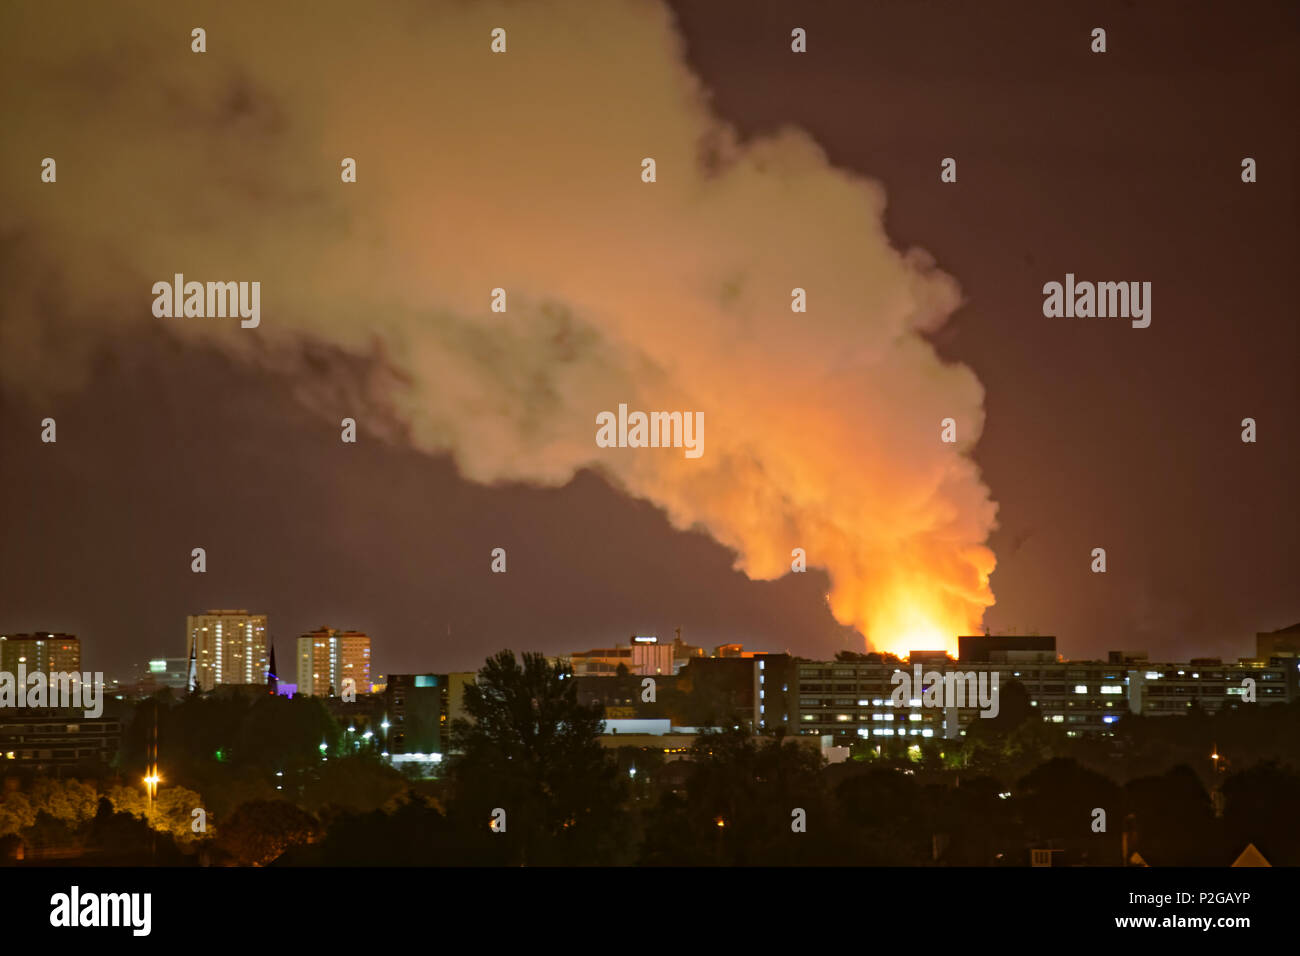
[0, 712, 121, 775]
[792, 634, 1295, 741]
[568, 636, 675, 677]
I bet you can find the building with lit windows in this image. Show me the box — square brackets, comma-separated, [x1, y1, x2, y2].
[1129, 659, 1292, 714]
[755, 653, 798, 734]
[794, 658, 950, 741]
[296, 627, 372, 697]
[379, 673, 446, 778]
[567, 636, 675, 677]
[0, 633, 81, 676]
[792, 634, 1296, 742]
[133, 657, 191, 695]
[185, 610, 268, 692]
[0, 714, 121, 773]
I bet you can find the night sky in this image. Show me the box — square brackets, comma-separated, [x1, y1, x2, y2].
[1, 0, 1295, 679]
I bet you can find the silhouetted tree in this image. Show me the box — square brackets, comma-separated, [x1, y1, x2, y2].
[640, 728, 842, 865]
[446, 650, 629, 865]
[1125, 764, 1222, 865]
[217, 799, 319, 866]
[84, 796, 185, 863]
[1221, 761, 1300, 865]
[1016, 757, 1124, 863]
[278, 793, 462, 866]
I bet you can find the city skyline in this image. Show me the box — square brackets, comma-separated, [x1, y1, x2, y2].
[8, 616, 1298, 695]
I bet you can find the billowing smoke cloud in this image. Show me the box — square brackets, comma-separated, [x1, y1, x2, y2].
[0, 0, 996, 654]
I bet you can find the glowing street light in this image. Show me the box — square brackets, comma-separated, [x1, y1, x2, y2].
[143, 770, 162, 820]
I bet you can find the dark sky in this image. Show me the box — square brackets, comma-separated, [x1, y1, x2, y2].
[1, 0, 1295, 679]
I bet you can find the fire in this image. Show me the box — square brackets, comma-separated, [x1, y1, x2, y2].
[828, 550, 995, 660]
[880, 616, 960, 659]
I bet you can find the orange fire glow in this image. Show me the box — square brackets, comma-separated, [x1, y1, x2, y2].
[828, 546, 996, 659]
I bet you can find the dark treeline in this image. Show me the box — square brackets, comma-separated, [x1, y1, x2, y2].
[2, 654, 1297, 866]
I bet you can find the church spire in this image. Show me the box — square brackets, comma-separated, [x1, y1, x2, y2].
[267, 642, 279, 696]
[187, 635, 199, 695]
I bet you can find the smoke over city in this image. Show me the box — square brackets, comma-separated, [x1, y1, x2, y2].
[0, 0, 996, 654]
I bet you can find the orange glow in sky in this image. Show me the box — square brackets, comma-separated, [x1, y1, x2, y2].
[831, 576, 989, 660]
[875, 603, 965, 658]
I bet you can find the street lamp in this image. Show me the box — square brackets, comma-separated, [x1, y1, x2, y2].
[144, 699, 161, 818]
[143, 771, 161, 806]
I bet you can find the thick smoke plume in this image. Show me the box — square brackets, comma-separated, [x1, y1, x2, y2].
[0, 0, 997, 654]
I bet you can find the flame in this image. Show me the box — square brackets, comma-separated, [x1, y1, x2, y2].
[879, 614, 960, 659]
[829, 546, 996, 659]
